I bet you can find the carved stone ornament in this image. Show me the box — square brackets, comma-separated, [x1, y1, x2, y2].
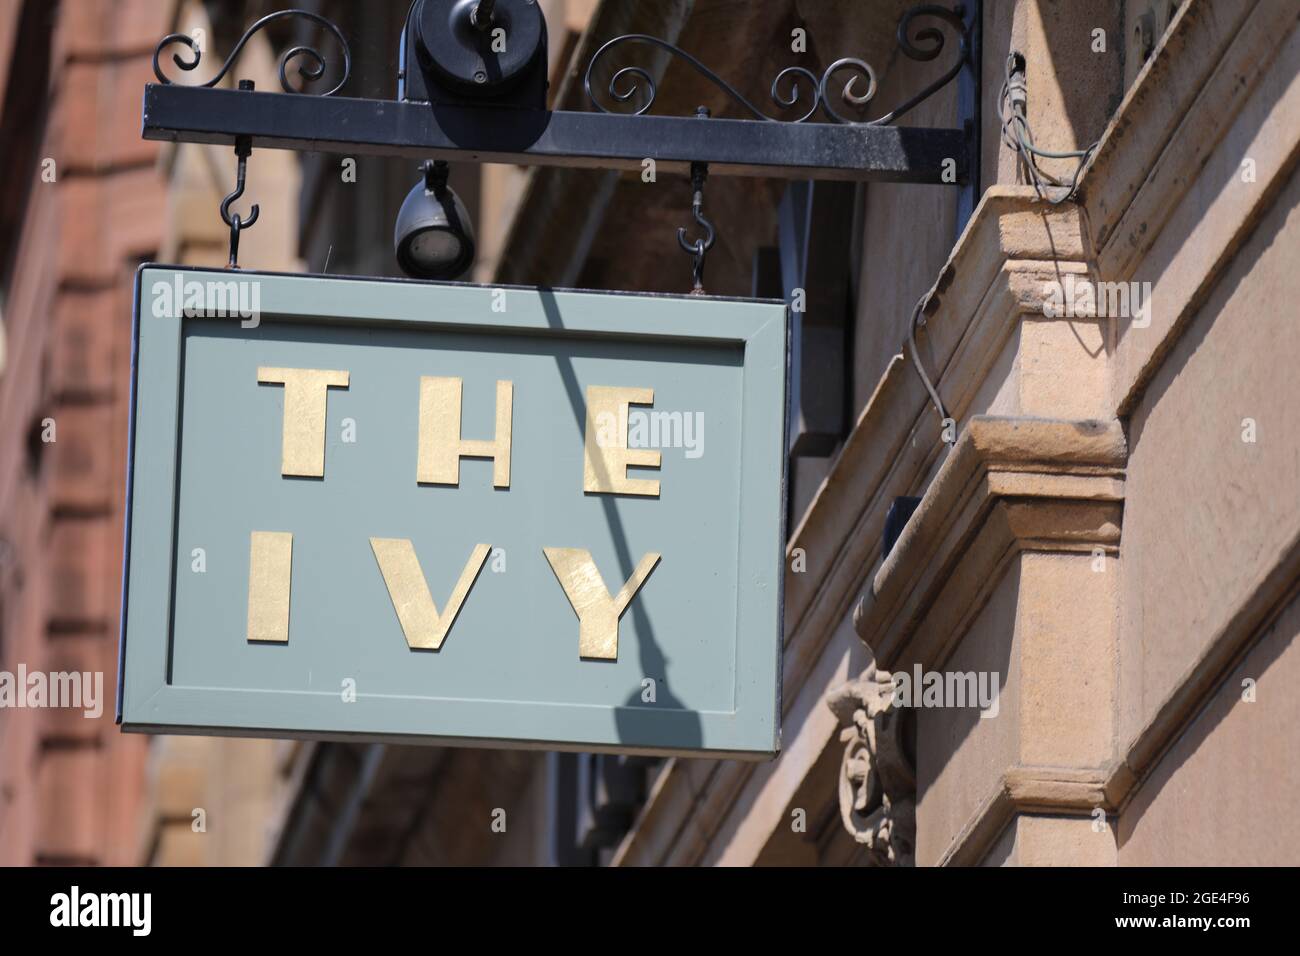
[825, 665, 916, 865]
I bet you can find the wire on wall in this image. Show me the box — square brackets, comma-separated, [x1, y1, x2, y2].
[907, 50, 1105, 451]
[997, 52, 1098, 204]
[907, 293, 953, 447]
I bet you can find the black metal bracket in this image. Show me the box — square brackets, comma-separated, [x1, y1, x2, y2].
[145, 2, 980, 186]
[144, 1, 981, 284]
[142, 84, 968, 184]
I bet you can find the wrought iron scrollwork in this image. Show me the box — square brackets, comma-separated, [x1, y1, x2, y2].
[584, 33, 812, 122]
[867, 4, 969, 125]
[152, 9, 351, 96]
[584, 3, 969, 126]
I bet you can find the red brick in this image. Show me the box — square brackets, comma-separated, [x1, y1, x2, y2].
[47, 517, 115, 631]
[53, 0, 111, 62]
[49, 404, 116, 514]
[104, 164, 167, 262]
[40, 634, 112, 744]
[113, 0, 173, 57]
[51, 287, 119, 400]
[36, 747, 102, 863]
[55, 0, 169, 62]
[104, 56, 162, 170]
[56, 175, 109, 286]
[54, 57, 161, 174]
[53, 62, 104, 168]
[0, 0, 157, 869]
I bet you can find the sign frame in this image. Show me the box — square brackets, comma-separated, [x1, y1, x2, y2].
[118, 265, 788, 759]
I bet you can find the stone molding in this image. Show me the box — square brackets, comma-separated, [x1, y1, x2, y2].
[855, 415, 1126, 672]
[813, 0, 1300, 868]
[827, 416, 1125, 865]
[937, 766, 1113, 867]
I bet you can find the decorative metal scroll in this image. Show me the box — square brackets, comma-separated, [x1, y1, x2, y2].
[152, 8, 351, 96]
[584, 4, 968, 126]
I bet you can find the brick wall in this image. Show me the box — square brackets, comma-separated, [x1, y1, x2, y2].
[0, 0, 169, 866]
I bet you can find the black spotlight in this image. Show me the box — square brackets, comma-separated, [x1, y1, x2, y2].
[394, 160, 475, 280]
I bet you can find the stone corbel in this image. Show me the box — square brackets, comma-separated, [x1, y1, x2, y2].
[825, 665, 916, 866]
[828, 415, 1126, 864]
[857, 415, 1125, 672]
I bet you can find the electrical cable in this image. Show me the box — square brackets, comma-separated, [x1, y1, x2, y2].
[997, 52, 1099, 204]
[907, 293, 953, 447]
[907, 52, 1104, 449]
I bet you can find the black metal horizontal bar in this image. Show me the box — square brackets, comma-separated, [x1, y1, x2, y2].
[141, 84, 968, 184]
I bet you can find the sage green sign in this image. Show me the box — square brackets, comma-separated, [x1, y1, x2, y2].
[119, 266, 787, 758]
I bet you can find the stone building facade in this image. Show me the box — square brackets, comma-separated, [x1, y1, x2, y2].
[0, 0, 1294, 866]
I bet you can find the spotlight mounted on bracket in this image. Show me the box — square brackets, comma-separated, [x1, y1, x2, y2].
[400, 0, 549, 109]
[394, 159, 476, 280]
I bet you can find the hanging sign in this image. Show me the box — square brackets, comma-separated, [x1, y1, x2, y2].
[118, 266, 787, 758]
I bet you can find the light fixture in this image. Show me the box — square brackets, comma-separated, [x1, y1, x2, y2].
[394, 159, 476, 280]
[402, 0, 549, 109]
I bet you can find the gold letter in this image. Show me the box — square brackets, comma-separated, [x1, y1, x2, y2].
[583, 386, 660, 496]
[370, 539, 491, 650]
[257, 367, 349, 477]
[248, 531, 292, 643]
[417, 377, 513, 487]
[543, 548, 660, 660]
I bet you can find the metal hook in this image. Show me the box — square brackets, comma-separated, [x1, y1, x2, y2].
[220, 135, 258, 268]
[219, 138, 259, 231]
[677, 109, 715, 294]
[220, 83, 259, 269]
[227, 214, 244, 270]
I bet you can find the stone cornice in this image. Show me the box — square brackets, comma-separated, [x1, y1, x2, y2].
[784, 190, 1090, 672]
[1074, 0, 1300, 415]
[1079, 0, 1265, 270]
[937, 766, 1113, 867]
[855, 416, 1126, 671]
